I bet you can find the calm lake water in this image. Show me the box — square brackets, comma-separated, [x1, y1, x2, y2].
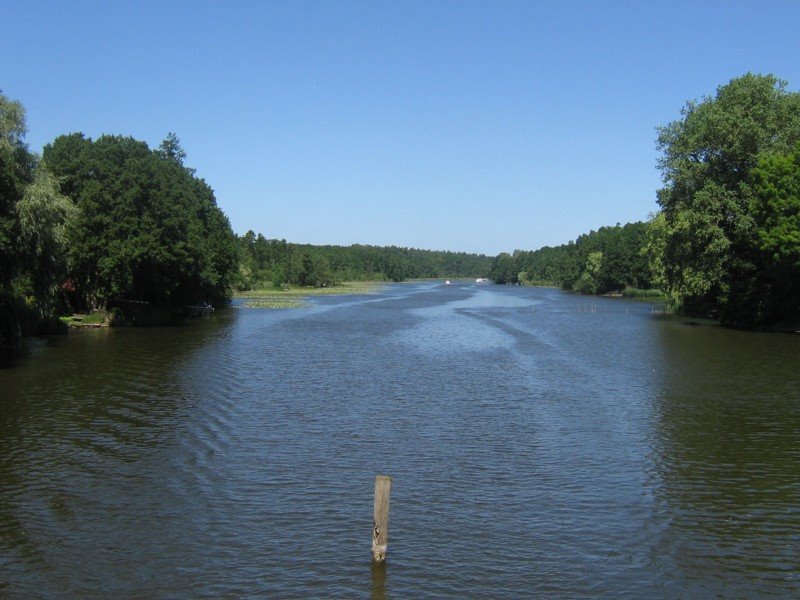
[1, 282, 799, 598]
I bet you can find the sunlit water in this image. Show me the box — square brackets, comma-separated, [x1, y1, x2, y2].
[1, 282, 799, 597]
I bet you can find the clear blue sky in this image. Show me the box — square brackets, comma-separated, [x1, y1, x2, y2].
[3, 1, 800, 255]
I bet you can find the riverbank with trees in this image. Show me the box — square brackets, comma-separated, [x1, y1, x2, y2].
[490, 220, 657, 296]
[0, 92, 238, 362]
[3, 72, 799, 361]
[494, 73, 800, 330]
[1, 91, 73, 361]
[653, 73, 800, 328]
[0, 87, 492, 362]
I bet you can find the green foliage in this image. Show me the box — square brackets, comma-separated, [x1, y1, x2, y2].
[0, 94, 26, 148]
[490, 253, 518, 284]
[16, 167, 76, 306]
[642, 212, 668, 293]
[0, 92, 36, 287]
[234, 232, 492, 288]
[43, 133, 238, 310]
[506, 222, 655, 294]
[751, 143, 800, 265]
[573, 251, 603, 294]
[749, 142, 800, 323]
[620, 287, 665, 298]
[656, 73, 800, 323]
[157, 132, 188, 167]
[308, 243, 491, 282]
[298, 252, 334, 287]
[0, 91, 55, 360]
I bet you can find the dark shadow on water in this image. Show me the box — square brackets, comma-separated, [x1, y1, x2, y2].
[371, 560, 388, 600]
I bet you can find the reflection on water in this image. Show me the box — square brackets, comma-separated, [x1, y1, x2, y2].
[371, 560, 388, 600]
[1, 282, 799, 597]
[651, 322, 800, 595]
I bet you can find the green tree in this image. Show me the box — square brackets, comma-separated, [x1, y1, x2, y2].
[573, 251, 603, 294]
[43, 133, 238, 311]
[752, 144, 800, 265]
[157, 132, 188, 167]
[16, 167, 77, 307]
[750, 142, 800, 323]
[593, 222, 651, 292]
[656, 73, 800, 322]
[510, 221, 657, 293]
[490, 252, 517, 284]
[1, 92, 72, 360]
[382, 252, 413, 282]
[0, 92, 35, 287]
[643, 212, 669, 294]
[300, 252, 334, 287]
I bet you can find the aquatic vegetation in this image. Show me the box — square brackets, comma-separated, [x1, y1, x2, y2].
[236, 282, 383, 309]
[241, 296, 309, 309]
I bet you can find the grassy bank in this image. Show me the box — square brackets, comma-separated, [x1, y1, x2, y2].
[60, 312, 109, 328]
[620, 287, 666, 299]
[235, 282, 384, 309]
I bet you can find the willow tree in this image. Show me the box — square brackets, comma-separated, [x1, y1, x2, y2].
[1, 92, 77, 359]
[0, 92, 35, 288]
[16, 167, 77, 308]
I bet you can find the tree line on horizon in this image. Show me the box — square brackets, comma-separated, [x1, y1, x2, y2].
[234, 231, 493, 289]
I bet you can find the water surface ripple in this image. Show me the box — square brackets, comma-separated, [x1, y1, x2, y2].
[1, 282, 799, 597]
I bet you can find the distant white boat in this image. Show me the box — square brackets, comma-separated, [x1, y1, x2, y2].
[445, 280, 451, 285]
[475, 278, 489, 284]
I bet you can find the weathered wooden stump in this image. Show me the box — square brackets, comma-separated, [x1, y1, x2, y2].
[372, 475, 392, 563]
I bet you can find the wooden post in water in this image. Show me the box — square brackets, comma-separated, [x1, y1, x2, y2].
[372, 475, 392, 563]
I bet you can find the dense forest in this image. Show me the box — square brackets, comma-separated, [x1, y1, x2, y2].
[234, 232, 493, 289]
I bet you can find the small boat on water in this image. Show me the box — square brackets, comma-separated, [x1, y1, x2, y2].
[445, 280, 451, 285]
